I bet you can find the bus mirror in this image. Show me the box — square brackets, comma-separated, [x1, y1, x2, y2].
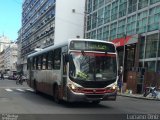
[65, 54, 72, 63]
[64, 54, 69, 63]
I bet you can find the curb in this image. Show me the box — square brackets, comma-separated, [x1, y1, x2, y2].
[118, 93, 160, 101]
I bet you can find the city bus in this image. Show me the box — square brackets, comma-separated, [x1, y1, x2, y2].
[27, 39, 118, 104]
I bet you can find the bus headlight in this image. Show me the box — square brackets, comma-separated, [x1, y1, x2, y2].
[68, 82, 83, 93]
[70, 83, 76, 90]
[112, 84, 117, 90]
[105, 83, 117, 93]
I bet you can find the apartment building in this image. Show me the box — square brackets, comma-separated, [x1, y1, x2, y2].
[21, 0, 85, 73]
[0, 35, 10, 52]
[0, 51, 4, 72]
[85, 0, 160, 93]
[4, 44, 18, 76]
[0, 35, 11, 73]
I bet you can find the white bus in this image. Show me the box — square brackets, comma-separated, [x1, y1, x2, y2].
[27, 39, 118, 104]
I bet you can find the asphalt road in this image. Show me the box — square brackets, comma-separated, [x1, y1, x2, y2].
[0, 79, 160, 120]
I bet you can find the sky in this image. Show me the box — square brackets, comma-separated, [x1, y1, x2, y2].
[0, 0, 22, 41]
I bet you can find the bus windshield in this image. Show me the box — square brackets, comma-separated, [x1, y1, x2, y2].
[69, 52, 117, 81]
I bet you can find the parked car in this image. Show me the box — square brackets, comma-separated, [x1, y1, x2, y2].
[8, 75, 17, 80]
[4, 74, 9, 79]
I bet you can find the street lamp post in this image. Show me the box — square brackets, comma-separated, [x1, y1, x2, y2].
[121, 34, 126, 93]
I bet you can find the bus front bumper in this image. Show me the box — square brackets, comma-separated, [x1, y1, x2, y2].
[67, 88, 117, 102]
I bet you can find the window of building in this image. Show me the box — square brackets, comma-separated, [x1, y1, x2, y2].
[148, 6, 160, 32]
[97, 27, 103, 40]
[105, 0, 112, 4]
[127, 15, 136, 35]
[150, 0, 160, 5]
[103, 25, 109, 40]
[138, 0, 149, 10]
[117, 19, 126, 38]
[93, 0, 98, 11]
[87, 15, 91, 31]
[104, 5, 111, 23]
[97, 8, 104, 26]
[110, 22, 117, 40]
[137, 11, 148, 34]
[90, 30, 96, 39]
[128, 0, 137, 14]
[144, 61, 156, 72]
[87, 0, 92, 13]
[145, 34, 158, 58]
[111, 1, 118, 21]
[86, 32, 91, 39]
[91, 12, 97, 29]
[119, 0, 127, 18]
[98, 0, 104, 7]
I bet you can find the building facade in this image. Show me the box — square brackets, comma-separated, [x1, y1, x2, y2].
[0, 51, 4, 73]
[4, 44, 18, 76]
[21, 0, 85, 73]
[0, 35, 11, 73]
[85, 0, 160, 93]
[16, 29, 24, 73]
[0, 36, 11, 52]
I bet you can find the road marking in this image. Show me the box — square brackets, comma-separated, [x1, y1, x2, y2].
[5, 89, 13, 92]
[16, 89, 25, 92]
[26, 89, 34, 92]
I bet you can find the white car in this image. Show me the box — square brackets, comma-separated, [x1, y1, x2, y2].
[4, 75, 9, 79]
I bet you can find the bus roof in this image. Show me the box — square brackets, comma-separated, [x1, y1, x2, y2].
[27, 39, 115, 58]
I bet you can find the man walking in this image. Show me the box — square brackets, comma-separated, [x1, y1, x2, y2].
[1, 73, 4, 80]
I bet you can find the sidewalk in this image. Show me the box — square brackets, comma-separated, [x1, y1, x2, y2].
[118, 92, 160, 101]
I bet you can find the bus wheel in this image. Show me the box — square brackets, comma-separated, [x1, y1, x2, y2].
[91, 100, 100, 104]
[54, 85, 60, 103]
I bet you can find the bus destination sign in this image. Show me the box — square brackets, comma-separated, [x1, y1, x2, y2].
[70, 40, 115, 52]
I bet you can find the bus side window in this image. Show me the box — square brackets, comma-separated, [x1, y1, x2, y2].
[32, 57, 36, 70]
[37, 55, 42, 70]
[48, 51, 53, 70]
[53, 48, 61, 70]
[42, 54, 47, 70]
[27, 59, 29, 70]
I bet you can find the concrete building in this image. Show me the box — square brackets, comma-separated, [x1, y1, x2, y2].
[4, 43, 18, 76]
[0, 35, 11, 73]
[21, 0, 85, 73]
[0, 51, 5, 72]
[16, 29, 23, 73]
[85, 0, 160, 93]
[0, 35, 11, 52]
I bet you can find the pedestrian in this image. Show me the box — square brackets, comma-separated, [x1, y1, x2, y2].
[118, 66, 123, 92]
[1, 73, 4, 80]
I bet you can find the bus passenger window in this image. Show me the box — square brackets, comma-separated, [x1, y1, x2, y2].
[48, 51, 53, 69]
[42, 54, 47, 70]
[32, 57, 36, 70]
[53, 48, 61, 69]
[37, 56, 42, 70]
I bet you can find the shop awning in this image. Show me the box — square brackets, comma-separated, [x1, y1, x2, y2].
[112, 35, 138, 47]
